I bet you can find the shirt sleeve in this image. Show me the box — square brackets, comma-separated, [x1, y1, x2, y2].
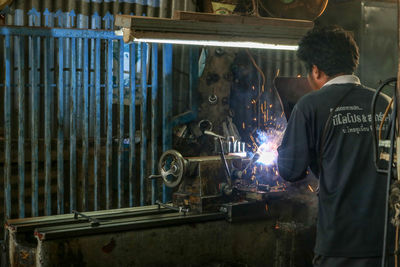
[277, 104, 313, 182]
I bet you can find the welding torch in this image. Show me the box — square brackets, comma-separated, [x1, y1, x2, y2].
[231, 153, 261, 180]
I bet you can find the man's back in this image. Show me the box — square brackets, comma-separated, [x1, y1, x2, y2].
[278, 81, 390, 257]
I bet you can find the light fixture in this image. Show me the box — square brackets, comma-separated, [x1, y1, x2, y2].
[115, 12, 313, 50]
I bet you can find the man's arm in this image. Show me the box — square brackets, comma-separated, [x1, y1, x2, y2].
[277, 105, 313, 182]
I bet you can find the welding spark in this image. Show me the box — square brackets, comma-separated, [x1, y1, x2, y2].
[256, 142, 278, 166]
[252, 130, 284, 167]
[308, 184, 314, 193]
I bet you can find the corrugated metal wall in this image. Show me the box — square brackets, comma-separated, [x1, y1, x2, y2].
[5, 0, 196, 21]
[4, 0, 197, 115]
[0, 1, 198, 225]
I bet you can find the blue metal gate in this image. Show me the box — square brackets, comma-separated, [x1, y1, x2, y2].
[0, 8, 198, 222]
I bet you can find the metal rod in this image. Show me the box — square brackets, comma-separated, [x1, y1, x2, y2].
[162, 44, 173, 203]
[151, 43, 158, 204]
[17, 36, 25, 218]
[82, 38, 89, 211]
[4, 35, 11, 219]
[44, 36, 52, 216]
[129, 43, 136, 207]
[70, 37, 77, 212]
[189, 46, 199, 118]
[106, 39, 113, 209]
[57, 37, 64, 215]
[94, 38, 101, 211]
[118, 39, 125, 208]
[30, 34, 39, 217]
[140, 43, 148, 206]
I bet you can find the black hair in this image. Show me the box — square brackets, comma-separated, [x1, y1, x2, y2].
[297, 25, 359, 77]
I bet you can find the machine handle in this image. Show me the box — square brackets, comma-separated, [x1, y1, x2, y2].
[149, 174, 163, 180]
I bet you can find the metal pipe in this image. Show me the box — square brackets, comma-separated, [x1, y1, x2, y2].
[44, 36, 52, 216]
[162, 44, 173, 203]
[129, 43, 136, 207]
[30, 34, 39, 217]
[57, 37, 65, 215]
[94, 38, 101, 211]
[17, 36, 25, 218]
[106, 39, 114, 209]
[4, 35, 11, 219]
[140, 43, 148, 206]
[70, 37, 77, 212]
[118, 39, 125, 208]
[151, 43, 158, 204]
[82, 38, 89, 211]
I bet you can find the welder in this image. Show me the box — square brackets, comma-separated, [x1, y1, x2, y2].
[277, 26, 393, 266]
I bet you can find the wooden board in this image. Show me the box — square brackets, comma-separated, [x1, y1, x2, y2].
[173, 11, 313, 28]
[115, 13, 313, 44]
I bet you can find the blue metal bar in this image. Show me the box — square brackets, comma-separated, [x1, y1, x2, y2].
[129, 43, 136, 207]
[0, 26, 121, 39]
[151, 43, 158, 205]
[57, 37, 64, 215]
[17, 36, 25, 218]
[94, 38, 101, 211]
[89, 37, 95, 137]
[82, 38, 89, 211]
[44, 37, 52, 216]
[70, 37, 77, 212]
[106, 39, 113, 209]
[117, 40, 124, 208]
[162, 44, 173, 203]
[140, 43, 148, 206]
[30, 35, 39, 217]
[4, 35, 11, 219]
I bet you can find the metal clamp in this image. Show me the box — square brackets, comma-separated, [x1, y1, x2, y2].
[156, 200, 189, 216]
[73, 210, 100, 227]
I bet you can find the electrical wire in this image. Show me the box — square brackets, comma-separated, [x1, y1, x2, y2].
[371, 77, 397, 174]
[245, 49, 286, 119]
[379, 98, 394, 140]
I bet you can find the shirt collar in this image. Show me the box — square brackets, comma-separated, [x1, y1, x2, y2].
[322, 74, 361, 88]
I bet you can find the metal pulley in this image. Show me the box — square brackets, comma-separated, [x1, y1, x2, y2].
[158, 150, 187, 188]
[259, 0, 328, 21]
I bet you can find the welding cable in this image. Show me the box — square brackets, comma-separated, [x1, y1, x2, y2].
[246, 49, 266, 96]
[245, 49, 286, 120]
[371, 77, 397, 174]
[379, 97, 394, 140]
[381, 86, 397, 267]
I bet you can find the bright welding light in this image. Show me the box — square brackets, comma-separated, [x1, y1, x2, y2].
[256, 142, 278, 166]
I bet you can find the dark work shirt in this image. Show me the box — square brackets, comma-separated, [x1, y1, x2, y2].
[277, 81, 391, 257]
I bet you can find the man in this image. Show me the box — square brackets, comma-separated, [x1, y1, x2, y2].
[277, 26, 393, 266]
